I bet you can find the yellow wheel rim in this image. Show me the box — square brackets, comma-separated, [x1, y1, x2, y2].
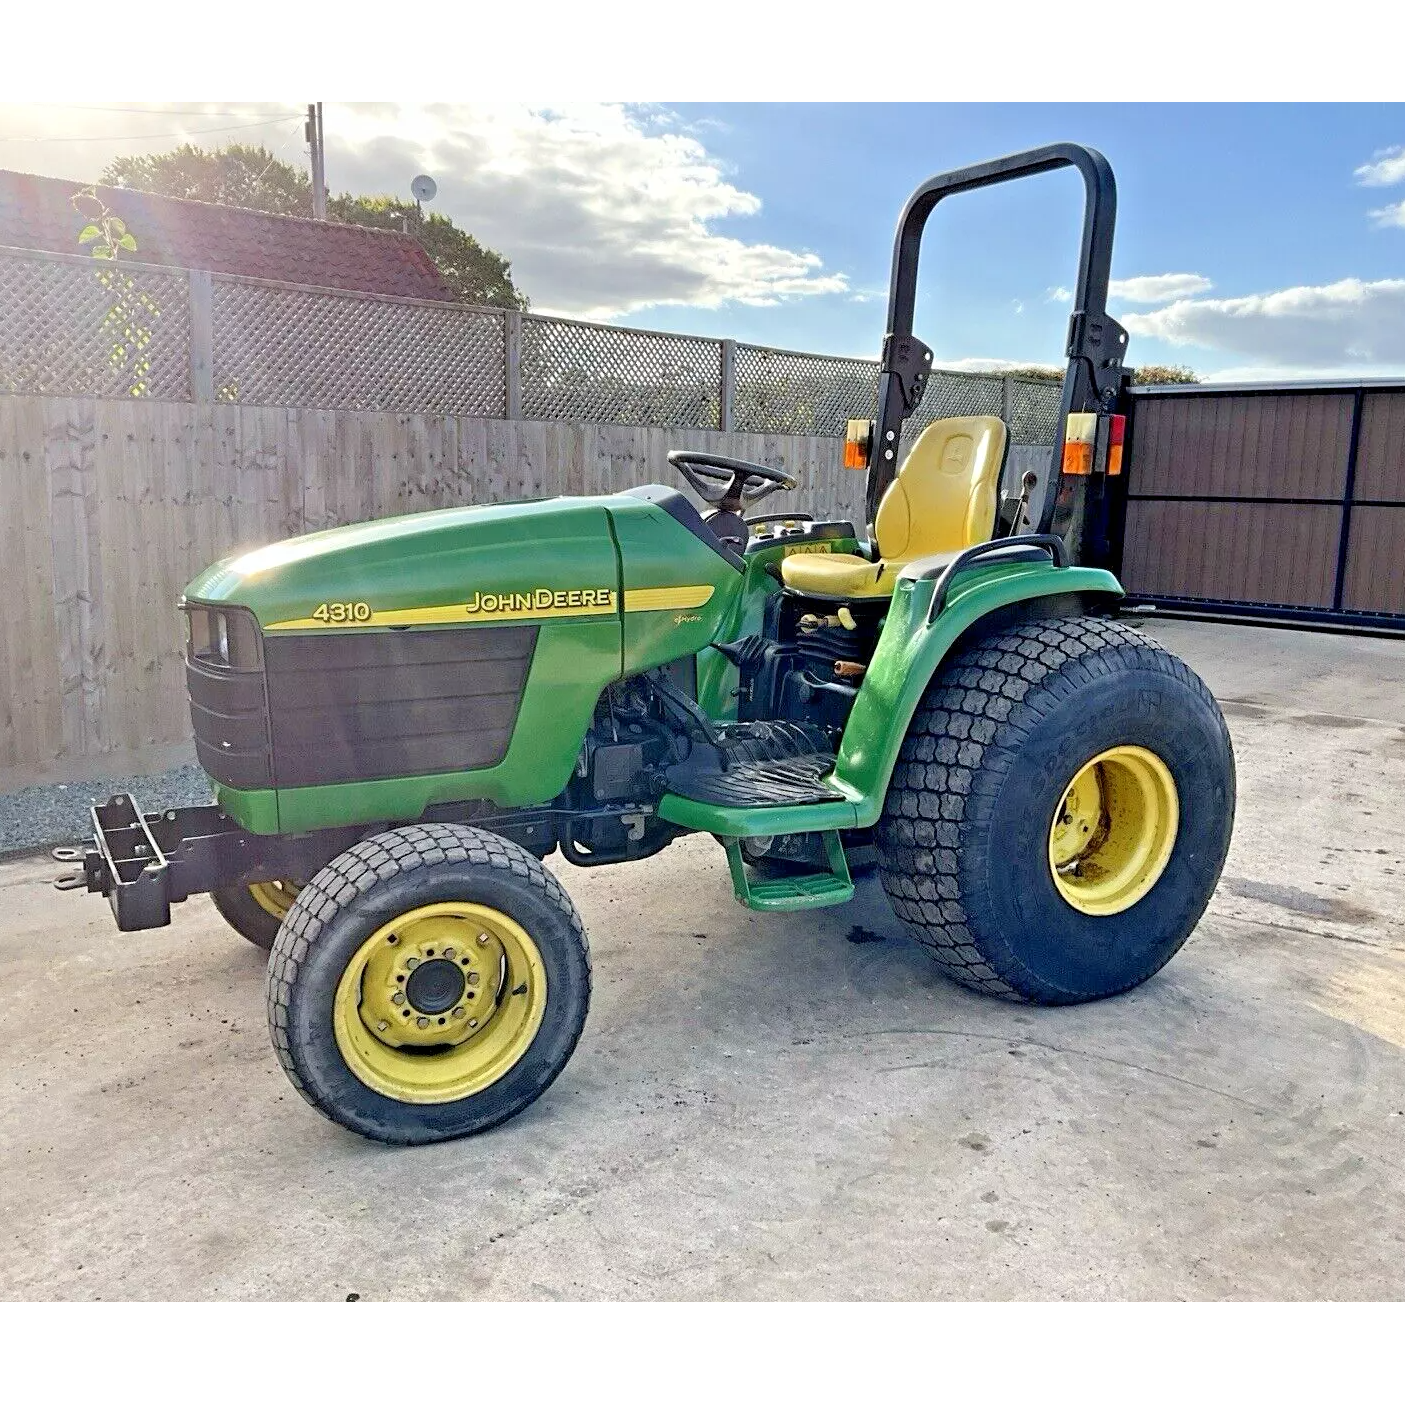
[249, 880, 301, 921]
[1048, 745, 1179, 917]
[333, 902, 548, 1105]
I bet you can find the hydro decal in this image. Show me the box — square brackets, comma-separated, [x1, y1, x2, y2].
[266, 584, 714, 631]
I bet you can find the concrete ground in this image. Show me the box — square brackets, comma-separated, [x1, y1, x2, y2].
[2, 617, 1403, 1301]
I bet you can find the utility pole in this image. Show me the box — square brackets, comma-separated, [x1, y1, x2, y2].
[305, 103, 326, 219]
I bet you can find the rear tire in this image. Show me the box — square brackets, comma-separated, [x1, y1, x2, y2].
[267, 823, 591, 1145]
[877, 615, 1234, 1004]
[210, 881, 300, 952]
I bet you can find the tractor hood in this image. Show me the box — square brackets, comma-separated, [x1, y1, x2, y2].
[185, 496, 623, 631]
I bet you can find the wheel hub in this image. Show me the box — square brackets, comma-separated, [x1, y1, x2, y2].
[1048, 744, 1180, 917]
[355, 915, 501, 1048]
[405, 957, 466, 1016]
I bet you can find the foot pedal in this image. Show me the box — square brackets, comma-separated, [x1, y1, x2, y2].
[723, 830, 854, 912]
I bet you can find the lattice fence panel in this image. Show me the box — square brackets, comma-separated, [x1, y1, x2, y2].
[907, 370, 1007, 437]
[211, 277, 506, 413]
[733, 345, 877, 436]
[1007, 377, 1063, 445]
[522, 317, 721, 427]
[0, 247, 190, 399]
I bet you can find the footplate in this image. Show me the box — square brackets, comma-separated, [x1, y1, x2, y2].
[666, 752, 838, 808]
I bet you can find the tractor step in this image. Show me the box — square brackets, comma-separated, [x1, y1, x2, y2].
[723, 830, 854, 912]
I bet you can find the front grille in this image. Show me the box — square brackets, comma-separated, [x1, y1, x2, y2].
[264, 626, 538, 787]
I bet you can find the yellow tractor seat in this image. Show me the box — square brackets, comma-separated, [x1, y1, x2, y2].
[781, 415, 1009, 600]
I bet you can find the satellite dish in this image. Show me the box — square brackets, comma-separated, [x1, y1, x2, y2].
[410, 174, 437, 204]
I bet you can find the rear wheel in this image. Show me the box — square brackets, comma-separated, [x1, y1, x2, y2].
[210, 880, 302, 951]
[267, 823, 591, 1144]
[877, 616, 1234, 1004]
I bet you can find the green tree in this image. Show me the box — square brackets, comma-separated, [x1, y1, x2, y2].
[99, 144, 526, 308]
[102, 143, 313, 216]
[1131, 364, 1199, 385]
[327, 194, 525, 308]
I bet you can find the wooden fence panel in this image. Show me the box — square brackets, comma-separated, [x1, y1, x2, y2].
[0, 396, 861, 774]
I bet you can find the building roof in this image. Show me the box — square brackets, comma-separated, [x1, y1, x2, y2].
[0, 168, 455, 302]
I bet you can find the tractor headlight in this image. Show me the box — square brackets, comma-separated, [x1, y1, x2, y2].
[183, 604, 262, 671]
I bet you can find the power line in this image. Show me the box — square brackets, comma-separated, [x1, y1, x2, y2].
[31, 105, 304, 117]
[0, 117, 304, 145]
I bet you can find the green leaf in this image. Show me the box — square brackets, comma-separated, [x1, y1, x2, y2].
[109, 217, 126, 236]
[118, 232, 138, 252]
[77, 224, 102, 244]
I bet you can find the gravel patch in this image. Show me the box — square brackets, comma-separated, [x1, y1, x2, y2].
[0, 763, 213, 857]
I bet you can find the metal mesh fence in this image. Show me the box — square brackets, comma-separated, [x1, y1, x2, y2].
[211, 276, 506, 414]
[0, 245, 190, 399]
[733, 345, 878, 435]
[1007, 377, 1063, 445]
[521, 316, 721, 427]
[0, 246, 1064, 439]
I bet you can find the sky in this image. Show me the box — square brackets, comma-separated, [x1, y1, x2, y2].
[3, 101, 1404, 382]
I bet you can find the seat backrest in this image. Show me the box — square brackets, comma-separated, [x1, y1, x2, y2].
[873, 415, 1009, 564]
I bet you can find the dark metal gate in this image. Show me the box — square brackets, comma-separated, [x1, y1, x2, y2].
[1114, 380, 1405, 631]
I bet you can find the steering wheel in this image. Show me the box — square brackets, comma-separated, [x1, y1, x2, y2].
[667, 450, 797, 510]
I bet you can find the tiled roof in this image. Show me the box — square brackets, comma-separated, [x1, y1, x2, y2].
[0, 168, 455, 302]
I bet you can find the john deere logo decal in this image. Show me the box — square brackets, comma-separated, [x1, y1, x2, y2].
[466, 587, 614, 615]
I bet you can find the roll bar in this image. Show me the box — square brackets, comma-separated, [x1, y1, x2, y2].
[867, 143, 1128, 533]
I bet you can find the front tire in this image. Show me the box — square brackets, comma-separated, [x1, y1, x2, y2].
[211, 880, 301, 951]
[267, 824, 591, 1144]
[877, 616, 1234, 1004]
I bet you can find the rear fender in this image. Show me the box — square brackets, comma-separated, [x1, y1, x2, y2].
[830, 560, 1123, 826]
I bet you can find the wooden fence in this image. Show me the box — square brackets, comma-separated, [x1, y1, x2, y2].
[0, 393, 865, 776]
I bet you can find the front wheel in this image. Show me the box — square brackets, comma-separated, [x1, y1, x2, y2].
[877, 616, 1234, 1004]
[267, 824, 591, 1144]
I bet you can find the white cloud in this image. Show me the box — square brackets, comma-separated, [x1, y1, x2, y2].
[1045, 274, 1213, 306]
[1368, 200, 1405, 229]
[1123, 277, 1405, 367]
[1109, 273, 1213, 303]
[1355, 146, 1405, 187]
[936, 357, 1059, 375]
[328, 103, 848, 318]
[0, 101, 849, 321]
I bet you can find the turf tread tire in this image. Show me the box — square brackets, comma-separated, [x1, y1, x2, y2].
[210, 883, 283, 952]
[877, 615, 1234, 1004]
[267, 823, 590, 1144]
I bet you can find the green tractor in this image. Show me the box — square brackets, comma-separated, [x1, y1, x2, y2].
[58, 144, 1234, 1144]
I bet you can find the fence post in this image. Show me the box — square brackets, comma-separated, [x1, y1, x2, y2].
[719, 339, 737, 432]
[187, 269, 214, 402]
[504, 310, 523, 419]
[1001, 374, 1013, 429]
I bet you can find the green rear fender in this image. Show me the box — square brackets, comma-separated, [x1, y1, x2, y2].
[831, 561, 1123, 827]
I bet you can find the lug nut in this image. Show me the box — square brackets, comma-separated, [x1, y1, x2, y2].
[417, 1017, 429, 1029]
[477, 933, 490, 945]
[466, 971, 480, 986]
[468, 1019, 479, 1029]
[391, 991, 405, 1006]
[405, 957, 419, 969]
[377, 1021, 389, 1032]
[452, 1006, 465, 1019]
[443, 947, 456, 959]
